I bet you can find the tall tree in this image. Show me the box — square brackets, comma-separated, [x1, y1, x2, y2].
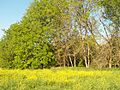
[0, 0, 58, 69]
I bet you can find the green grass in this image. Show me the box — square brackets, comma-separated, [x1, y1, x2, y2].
[0, 67, 120, 90]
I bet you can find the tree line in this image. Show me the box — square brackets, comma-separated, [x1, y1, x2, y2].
[0, 0, 119, 69]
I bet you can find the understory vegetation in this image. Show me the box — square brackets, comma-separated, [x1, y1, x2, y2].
[0, 68, 120, 90]
[0, 0, 119, 69]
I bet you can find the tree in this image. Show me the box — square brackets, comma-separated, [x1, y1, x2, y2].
[0, 0, 57, 69]
[0, 23, 20, 68]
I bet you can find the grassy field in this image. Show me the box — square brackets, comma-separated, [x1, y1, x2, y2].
[0, 68, 120, 90]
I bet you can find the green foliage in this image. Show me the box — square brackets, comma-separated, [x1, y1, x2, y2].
[100, 0, 120, 27]
[0, 0, 58, 69]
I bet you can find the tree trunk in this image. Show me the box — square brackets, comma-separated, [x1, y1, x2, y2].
[109, 58, 112, 68]
[108, 48, 112, 68]
[69, 55, 73, 67]
[63, 47, 67, 67]
[84, 56, 89, 68]
[87, 44, 90, 68]
[63, 55, 66, 67]
[74, 54, 76, 67]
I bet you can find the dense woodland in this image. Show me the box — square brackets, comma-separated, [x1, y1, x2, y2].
[0, 0, 119, 69]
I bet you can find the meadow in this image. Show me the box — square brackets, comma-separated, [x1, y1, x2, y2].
[0, 68, 120, 90]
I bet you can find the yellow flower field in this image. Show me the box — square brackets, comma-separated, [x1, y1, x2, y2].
[0, 68, 120, 90]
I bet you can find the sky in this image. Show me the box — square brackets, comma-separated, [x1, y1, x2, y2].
[0, 0, 33, 38]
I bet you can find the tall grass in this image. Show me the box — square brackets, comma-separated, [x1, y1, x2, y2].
[0, 68, 120, 90]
